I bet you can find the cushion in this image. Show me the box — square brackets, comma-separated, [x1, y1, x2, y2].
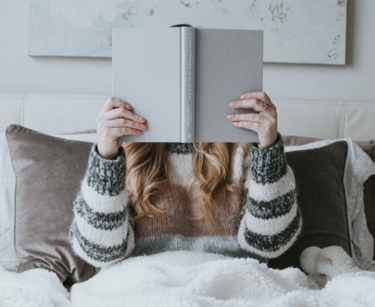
[5, 124, 100, 286]
[0, 132, 98, 273]
[268, 141, 351, 271]
[355, 140, 375, 262]
[282, 136, 375, 265]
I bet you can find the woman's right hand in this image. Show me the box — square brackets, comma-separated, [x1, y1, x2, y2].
[96, 96, 147, 160]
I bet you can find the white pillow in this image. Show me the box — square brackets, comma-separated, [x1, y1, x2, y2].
[0, 132, 97, 271]
[285, 138, 375, 271]
[0, 133, 17, 271]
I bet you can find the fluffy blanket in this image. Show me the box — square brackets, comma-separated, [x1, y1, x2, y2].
[0, 266, 70, 307]
[1, 246, 375, 307]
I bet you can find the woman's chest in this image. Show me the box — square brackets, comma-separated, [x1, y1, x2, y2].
[133, 152, 246, 238]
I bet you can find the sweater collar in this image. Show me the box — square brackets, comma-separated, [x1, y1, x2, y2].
[165, 143, 195, 154]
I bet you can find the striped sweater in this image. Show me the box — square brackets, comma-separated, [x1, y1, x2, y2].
[69, 133, 303, 268]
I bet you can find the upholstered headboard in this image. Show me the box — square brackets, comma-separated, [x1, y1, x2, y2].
[1, 93, 375, 141]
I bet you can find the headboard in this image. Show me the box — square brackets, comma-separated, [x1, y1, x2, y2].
[1, 93, 375, 141]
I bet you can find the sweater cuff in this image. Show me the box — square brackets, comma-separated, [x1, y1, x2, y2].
[86, 144, 126, 197]
[248, 133, 288, 185]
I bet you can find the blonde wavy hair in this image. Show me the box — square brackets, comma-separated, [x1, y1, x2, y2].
[121, 142, 249, 234]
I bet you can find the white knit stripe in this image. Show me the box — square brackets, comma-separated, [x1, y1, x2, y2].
[81, 176, 128, 214]
[244, 201, 298, 236]
[71, 235, 127, 268]
[245, 165, 296, 202]
[74, 212, 129, 248]
[231, 149, 245, 181]
[167, 153, 193, 186]
[238, 215, 302, 259]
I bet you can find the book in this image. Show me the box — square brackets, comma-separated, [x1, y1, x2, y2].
[112, 26, 263, 143]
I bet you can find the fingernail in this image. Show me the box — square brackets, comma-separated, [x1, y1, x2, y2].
[139, 117, 145, 122]
[240, 95, 246, 99]
[233, 122, 238, 125]
[126, 104, 131, 110]
[227, 114, 234, 119]
[229, 102, 236, 107]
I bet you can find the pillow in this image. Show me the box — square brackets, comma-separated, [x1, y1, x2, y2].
[283, 136, 375, 264]
[354, 140, 375, 263]
[268, 141, 352, 271]
[281, 136, 375, 269]
[5, 124, 100, 286]
[0, 131, 97, 272]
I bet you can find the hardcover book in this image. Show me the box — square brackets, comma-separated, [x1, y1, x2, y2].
[112, 26, 263, 143]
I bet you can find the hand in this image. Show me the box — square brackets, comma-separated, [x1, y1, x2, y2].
[96, 97, 147, 160]
[227, 91, 278, 149]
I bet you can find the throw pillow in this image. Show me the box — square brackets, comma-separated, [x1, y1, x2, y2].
[5, 124, 101, 286]
[268, 141, 351, 271]
[283, 136, 375, 264]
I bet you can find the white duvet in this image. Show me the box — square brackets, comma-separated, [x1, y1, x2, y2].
[1, 246, 375, 307]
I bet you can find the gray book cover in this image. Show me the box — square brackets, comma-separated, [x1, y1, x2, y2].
[112, 27, 263, 143]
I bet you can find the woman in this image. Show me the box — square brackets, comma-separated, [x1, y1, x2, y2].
[69, 92, 303, 267]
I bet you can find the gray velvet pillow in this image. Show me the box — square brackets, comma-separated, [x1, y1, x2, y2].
[5, 124, 100, 287]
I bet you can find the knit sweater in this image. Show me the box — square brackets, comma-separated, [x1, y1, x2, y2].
[69, 133, 303, 268]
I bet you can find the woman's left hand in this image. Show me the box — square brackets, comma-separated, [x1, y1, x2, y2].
[227, 91, 278, 149]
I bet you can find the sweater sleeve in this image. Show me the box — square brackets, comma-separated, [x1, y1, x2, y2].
[68, 143, 135, 268]
[237, 133, 303, 259]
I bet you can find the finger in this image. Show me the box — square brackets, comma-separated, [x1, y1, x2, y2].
[104, 107, 145, 123]
[106, 118, 146, 131]
[234, 121, 263, 132]
[101, 96, 131, 112]
[110, 127, 143, 137]
[240, 92, 273, 106]
[230, 98, 266, 112]
[227, 113, 266, 123]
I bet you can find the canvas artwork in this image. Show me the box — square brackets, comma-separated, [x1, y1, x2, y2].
[28, 0, 347, 65]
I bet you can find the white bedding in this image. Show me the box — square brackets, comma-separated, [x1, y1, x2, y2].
[1, 246, 375, 307]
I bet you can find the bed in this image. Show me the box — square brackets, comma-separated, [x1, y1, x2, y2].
[1, 92, 375, 306]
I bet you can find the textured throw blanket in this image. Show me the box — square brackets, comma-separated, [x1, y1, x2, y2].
[1, 246, 375, 307]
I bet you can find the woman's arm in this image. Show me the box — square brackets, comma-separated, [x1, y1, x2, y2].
[68, 143, 135, 267]
[237, 133, 303, 258]
[68, 96, 146, 267]
[227, 91, 302, 259]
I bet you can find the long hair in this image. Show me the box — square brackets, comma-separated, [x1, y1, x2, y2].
[121, 142, 249, 234]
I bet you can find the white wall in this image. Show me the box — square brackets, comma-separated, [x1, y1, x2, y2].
[0, 0, 374, 102]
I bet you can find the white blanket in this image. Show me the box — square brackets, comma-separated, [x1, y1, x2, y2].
[0, 265, 70, 307]
[1, 246, 375, 307]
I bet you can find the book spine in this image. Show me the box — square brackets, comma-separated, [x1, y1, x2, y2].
[181, 27, 196, 142]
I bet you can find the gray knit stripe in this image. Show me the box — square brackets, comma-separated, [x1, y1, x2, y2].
[244, 189, 296, 220]
[74, 191, 128, 231]
[248, 133, 288, 185]
[69, 220, 128, 263]
[244, 206, 302, 253]
[132, 233, 267, 263]
[86, 144, 126, 197]
[165, 143, 195, 154]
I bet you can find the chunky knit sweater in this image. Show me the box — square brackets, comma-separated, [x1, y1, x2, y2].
[69, 133, 303, 268]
